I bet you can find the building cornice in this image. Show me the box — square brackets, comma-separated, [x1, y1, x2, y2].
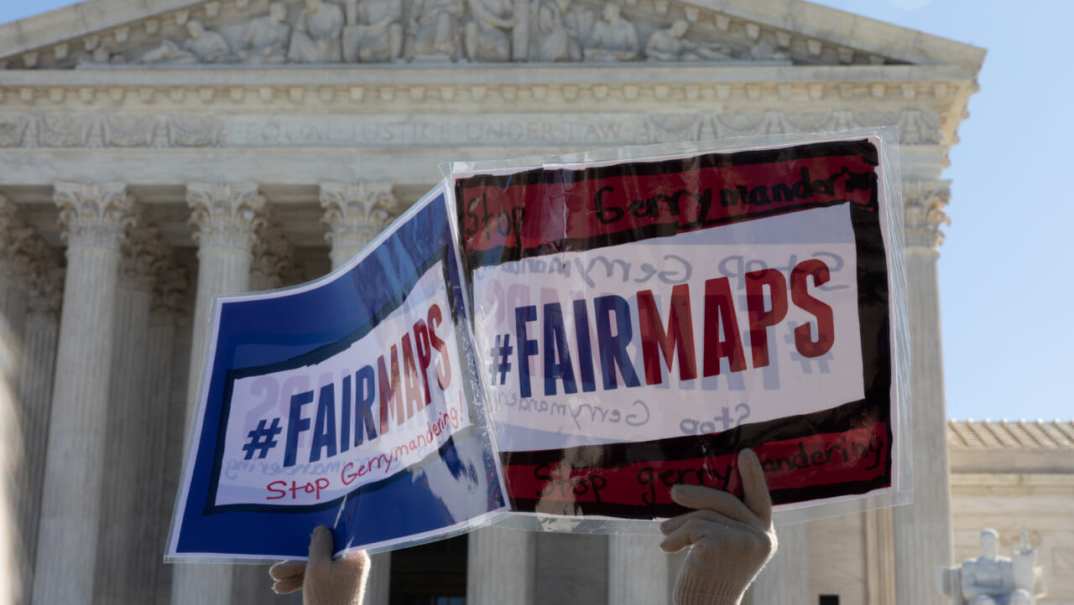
[0, 63, 978, 88]
[0, 0, 986, 72]
[0, 66, 976, 148]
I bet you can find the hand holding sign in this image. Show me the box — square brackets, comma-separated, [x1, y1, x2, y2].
[661, 449, 777, 605]
[269, 527, 370, 604]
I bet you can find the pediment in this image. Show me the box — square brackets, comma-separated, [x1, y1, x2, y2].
[0, 0, 984, 71]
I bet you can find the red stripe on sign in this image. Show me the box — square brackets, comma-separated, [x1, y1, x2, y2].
[504, 423, 889, 509]
[457, 154, 877, 254]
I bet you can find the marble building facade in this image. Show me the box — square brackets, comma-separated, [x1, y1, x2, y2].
[0, 0, 1016, 604]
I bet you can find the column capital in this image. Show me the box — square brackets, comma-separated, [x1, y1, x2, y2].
[54, 182, 135, 250]
[121, 219, 169, 291]
[320, 181, 398, 243]
[0, 194, 41, 279]
[903, 180, 951, 252]
[0, 194, 19, 247]
[251, 221, 296, 290]
[187, 182, 266, 251]
[16, 225, 65, 316]
[26, 265, 64, 317]
[150, 264, 190, 316]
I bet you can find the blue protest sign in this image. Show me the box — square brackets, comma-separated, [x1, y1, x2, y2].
[168, 183, 508, 560]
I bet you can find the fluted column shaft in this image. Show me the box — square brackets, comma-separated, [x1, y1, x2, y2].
[139, 256, 187, 601]
[145, 307, 180, 605]
[608, 532, 671, 604]
[14, 301, 59, 605]
[894, 181, 953, 605]
[32, 183, 133, 605]
[467, 528, 535, 605]
[866, 507, 897, 605]
[95, 275, 152, 604]
[95, 221, 167, 605]
[172, 183, 264, 605]
[320, 181, 398, 604]
[157, 313, 192, 605]
[232, 218, 300, 605]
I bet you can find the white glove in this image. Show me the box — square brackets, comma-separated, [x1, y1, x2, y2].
[269, 526, 370, 605]
[660, 449, 778, 605]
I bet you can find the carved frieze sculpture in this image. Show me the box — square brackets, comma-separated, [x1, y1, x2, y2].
[120, 0, 818, 66]
[528, 0, 580, 61]
[646, 20, 731, 61]
[584, 3, 638, 61]
[343, 0, 405, 62]
[464, 0, 516, 62]
[141, 20, 234, 64]
[407, 0, 466, 60]
[238, 2, 292, 64]
[288, 0, 346, 63]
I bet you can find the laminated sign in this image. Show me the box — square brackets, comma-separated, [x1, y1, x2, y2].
[450, 137, 907, 520]
[168, 185, 508, 560]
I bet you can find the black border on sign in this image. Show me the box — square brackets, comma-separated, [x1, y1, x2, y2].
[453, 139, 894, 517]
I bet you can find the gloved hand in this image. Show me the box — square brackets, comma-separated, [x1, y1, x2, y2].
[269, 526, 370, 605]
[660, 449, 778, 605]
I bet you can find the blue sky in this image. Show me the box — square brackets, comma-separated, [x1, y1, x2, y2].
[2, 1, 1069, 420]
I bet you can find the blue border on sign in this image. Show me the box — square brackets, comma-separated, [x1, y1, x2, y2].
[173, 191, 505, 558]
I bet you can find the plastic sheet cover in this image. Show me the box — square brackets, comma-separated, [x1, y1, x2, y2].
[448, 133, 910, 526]
[167, 184, 508, 562]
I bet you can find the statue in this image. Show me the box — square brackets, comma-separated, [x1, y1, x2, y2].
[584, 3, 639, 62]
[140, 20, 234, 64]
[288, 0, 345, 63]
[559, 0, 595, 49]
[749, 40, 789, 61]
[238, 2, 291, 64]
[407, 0, 465, 60]
[942, 529, 1044, 605]
[464, 0, 515, 62]
[528, 0, 580, 62]
[645, 20, 732, 61]
[342, 0, 404, 62]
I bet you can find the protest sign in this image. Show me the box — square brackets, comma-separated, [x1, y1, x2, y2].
[449, 136, 908, 521]
[168, 184, 508, 561]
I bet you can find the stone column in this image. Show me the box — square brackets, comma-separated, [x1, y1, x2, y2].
[746, 523, 810, 605]
[249, 220, 297, 291]
[95, 220, 166, 604]
[530, 533, 609, 605]
[232, 219, 300, 605]
[866, 507, 897, 605]
[608, 532, 672, 604]
[156, 299, 194, 605]
[893, 181, 954, 605]
[320, 181, 397, 605]
[13, 256, 62, 605]
[467, 528, 536, 605]
[32, 183, 133, 605]
[171, 182, 265, 605]
[0, 197, 30, 337]
[320, 181, 396, 268]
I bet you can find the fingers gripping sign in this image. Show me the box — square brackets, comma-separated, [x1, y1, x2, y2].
[269, 526, 370, 605]
[660, 449, 777, 605]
